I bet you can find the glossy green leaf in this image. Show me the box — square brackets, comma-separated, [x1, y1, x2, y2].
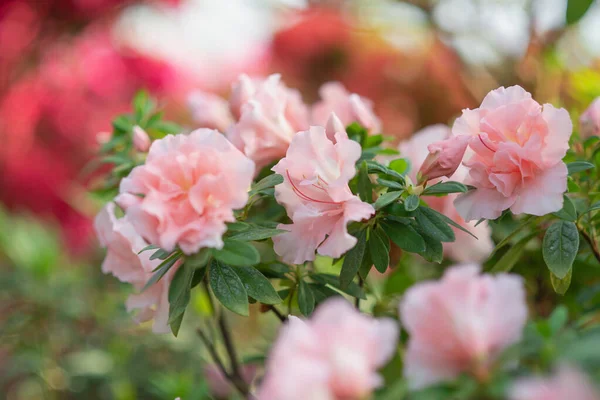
[374, 191, 402, 210]
[383, 221, 426, 253]
[212, 240, 260, 266]
[567, 160, 595, 175]
[543, 221, 579, 279]
[340, 230, 367, 288]
[422, 181, 468, 196]
[414, 207, 455, 242]
[404, 194, 420, 212]
[369, 227, 390, 273]
[209, 260, 249, 316]
[229, 227, 286, 242]
[233, 266, 281, 305]
[298, 280, 315, 316]
[357, 161, 373, 202]
[249, 174, 284, 196]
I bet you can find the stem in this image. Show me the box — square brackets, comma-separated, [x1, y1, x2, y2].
[197, 328, 230, 382]
[355, 277, 364, 310]
[218, 312, 250, 396]
[579, 226, 600, 264]
[267, 305, 287, 322]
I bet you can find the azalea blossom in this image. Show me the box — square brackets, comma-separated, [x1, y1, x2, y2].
[94, 202, 175, 333]
[451, 86, 571, 221]
[117, 129, 255, 254]
[187, 90, 234, 132]
[580, 97, 600, 139]
[272, 125, 374, 264]
[400, 264, 528, 389]
[257, 298, 398, 400]
[399, 125, 493, 263]
[510, 365, 600, 400]
[312, 81, 381, 134]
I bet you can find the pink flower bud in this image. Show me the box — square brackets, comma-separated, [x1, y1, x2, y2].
[417, 135, 469, 183]
[580, 97, 600, 139]
[229, 74, 255, 119]
[325, 112, 346, 142]
[132, 125, 151, 152]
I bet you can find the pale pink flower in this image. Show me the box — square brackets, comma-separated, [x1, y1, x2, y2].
[272, 126, 375, 264]
[510, 365, 600, 400]
[400, 264, 528, 389]
[132, 125, 151, 152]
[418, 135, 469, 183]
[452, 86, 571, 221]
[227, 74, 309, 170]
[117, 129, 255, 255]
[187, 90, 234, 132]
[580, 97, 600, 139]
[399, 125, 493, 263]
[258, 298, 398, 400]
[203, 364, 257, 399]
[94, 202, 176, 334]
[311, 81, 381, 133]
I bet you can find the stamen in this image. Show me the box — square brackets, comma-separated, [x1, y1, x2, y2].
[286, 170, 340, 205]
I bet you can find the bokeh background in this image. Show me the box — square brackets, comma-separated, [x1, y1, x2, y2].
[2, 0, 600, 399]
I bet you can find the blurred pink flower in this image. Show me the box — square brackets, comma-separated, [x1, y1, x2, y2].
[94, 202, 175, 333]
[510, 365, 600, 400]
[452, 86, 571, 221]
[399, 125, 493, 263]
[227, 74, 309, 170]
[311, 82, 381, 133]
[117, 129, 255, 255]
[203, 364, 257, 399]
[272, 126, 374, 264]
[580, 98, 600, 139]
[132, 125, 151, 152]
[187, 90, 234, 132]
[400, 264, 527, 389]
[258, 298, 398, 400]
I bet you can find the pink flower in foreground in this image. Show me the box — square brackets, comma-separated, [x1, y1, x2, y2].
[311, 81, 381, 133]
[258, 298, 398, 400]
[117, 129, 255, 254]
[204, 364, 257, 399]
[227, 74, 309, 170]
[94, 202, 175, 333]
[452, 86, 571, 221]
[580, 97, 600, 139]
[187, 91, 234, 132]
[400, 264, 527, 389]
[510, 365, 600, 400]
[272, 126, 375, 264]
[399, 125, 493, 263]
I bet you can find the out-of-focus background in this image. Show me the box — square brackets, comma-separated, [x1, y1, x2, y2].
[1, 0, 600, 398]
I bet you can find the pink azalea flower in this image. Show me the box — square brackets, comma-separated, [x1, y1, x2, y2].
[580, 97, 600, 139]
[452, 86, 571, 221]
[94, 202, 176, 334]
[399, 125, 493, 263]
[117, 129, 255, 255]
[187, 90, 234, 132]
[226, 74, 309, 170]
[311, 81, 381, 133]
[272, 126, 374, 264]
[510, 365, 600, 400]
[258, 298, 398, 400]
[400, 264, 528, 389]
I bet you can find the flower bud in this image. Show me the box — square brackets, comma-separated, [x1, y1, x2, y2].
[325, 112, 346, 142]
[132, 125, 151, 152]
[417, 135, 469, 183]
[580, 97, 600, 139]
[229, 74, 255, 119]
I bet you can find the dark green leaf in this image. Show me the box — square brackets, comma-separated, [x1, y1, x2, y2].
[365, 161, 405, 181]
[233, 266, 281, 305]
[377, 178, 403, 190]
[566, 0, 594, 25]
[415, 226, 444, 263]
[369, 227, 390, 273]
[340, 230, 367, 288]
[543, 221, 580, 279]
[168, 263, 194, 331]
[374, 191, 401, 210]
[298, 281, 315, 316]
[150, 248, 172, 260]
[415, 207, 455, 242]
[185, 248, 211, 268]
[138, 244, 159, 254]
[229, 227, 286, 242]
[383, 221, 426, 253]
[567, 161, 595, 174]
[490, 216, 534, 257]
[209, 260, 249, 316]
[249, 174, 284, 196]
[142, 254, 181, 291]
[190, 266, 207, 288]
[308, 283, 339, 304]
[347, 122, 368, 145]
[404, 194, 420, 212]
[583, 201, 600, 215]
[357, 161, 373, 202]
[212, 240, 260, 266]
[422, 181, 468, 196]
[553, 195, 577, 221]
[227, 222, 251, 232]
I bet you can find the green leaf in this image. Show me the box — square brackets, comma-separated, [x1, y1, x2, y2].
[369, 227, 390, 273]
[566, 0, 594, 25]
[138, 244, 159, 254]
[212, 240, 260, 266]
[415, 226, 444, 263]
[543, 221, 580, 279]
[548, 305, 569, 333]
[347, 122, 368, 145]
[185, 248, 212, 268]
[233, 266, 281, 305]
[553, 195, 577, 221]
[298, 281, 315, 316]
[374, 191, 402, 210]
[377, 178, 403, 190]
[229, 227, 286, 242]
[168, 263, 195, 335]
[142, 254, 181, 291]
[422, 181, 468, 196]
[404, 194, 420, 212]
[227, 222, 251, 232]
[383, 221, 426, 253]
[308, 283, 339, 304]
[414, 207, 455, 242]
[389, 159, 409, 175]
[365, 161, 405, 181]
[490, 232, 538, 273]
[311, 273, 366, 299]
[249, 174, 284, 196]
[363, 134, 384, 148]
[209, 260, 249, 316]
[151, 120, 181, 135]
[551, 268, 572, 295]
[150, 248, 173, 260]
[583, 201, 600, 215]
[133, 90, 155, 122]
[112, 115, 134, 133]
[358, 161, 373, 202]
[340, 230, 367, 288]
[567, 161, 595, 174]
[490, 216, 534, 257]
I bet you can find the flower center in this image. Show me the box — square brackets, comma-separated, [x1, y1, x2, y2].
[286, 169, 340, 205]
